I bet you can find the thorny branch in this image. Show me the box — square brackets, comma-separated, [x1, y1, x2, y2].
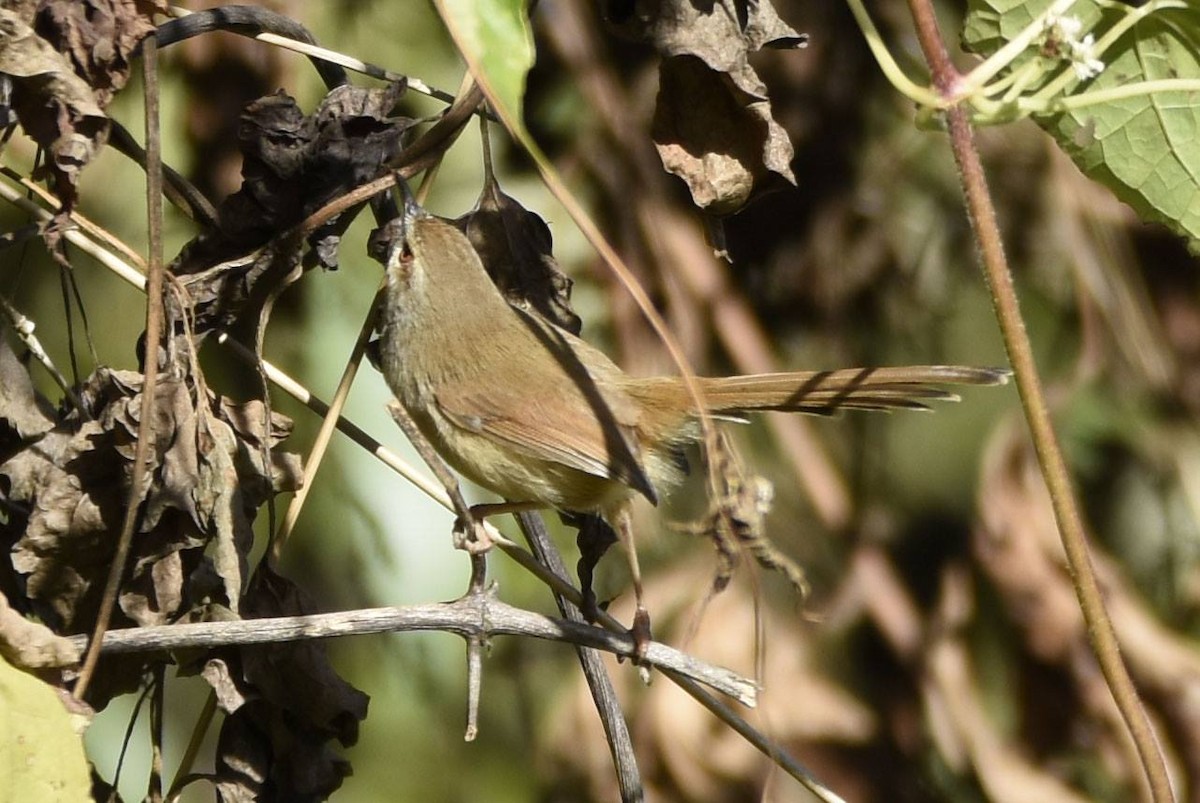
[66, 595, 758, 704]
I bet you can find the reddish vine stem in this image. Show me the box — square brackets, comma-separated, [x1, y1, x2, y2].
[74, 35, 167, 701]
[902, 0, 1172, 800]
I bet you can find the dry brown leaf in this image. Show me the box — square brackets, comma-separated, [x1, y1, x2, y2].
[653, 54, 796, 214]
[33, 0, 158, 107]
[1, 366, 301, 706]
[0, 9, 108, 209]
[606, 0, 804, 212]
[0, 589, 80, 669]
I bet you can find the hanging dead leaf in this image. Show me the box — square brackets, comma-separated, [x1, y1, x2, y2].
[208, 567, 368, 802]
[0, 10, 108, 209]
[455, 177, 582, 334]
[33, 0, 161, 107]
[605, 0, 804, 212]
[653, 54, 795, 214]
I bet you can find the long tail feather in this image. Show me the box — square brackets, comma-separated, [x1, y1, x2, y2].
[628, 366, 1009, 442]
[696, 366, 1009, 414]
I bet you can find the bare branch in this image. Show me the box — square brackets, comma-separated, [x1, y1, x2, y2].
[67, 595, 759, 706]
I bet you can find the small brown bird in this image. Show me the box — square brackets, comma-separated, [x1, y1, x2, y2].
[379, 196, 1007, 644]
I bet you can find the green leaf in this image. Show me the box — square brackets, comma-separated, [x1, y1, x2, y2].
[964, 0, 1200, 249]
[0, 658, 91, 802]
[433, 0, 535, 141]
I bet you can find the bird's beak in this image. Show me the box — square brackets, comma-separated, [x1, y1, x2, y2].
[396, 176, 428, 227]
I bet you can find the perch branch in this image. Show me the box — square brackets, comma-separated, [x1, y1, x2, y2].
[66, 596, 757, 704]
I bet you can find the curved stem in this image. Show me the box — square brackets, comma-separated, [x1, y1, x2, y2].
[903, 0, 1175, 800]
[843, 0, 943, 108]
[1025, 78, 1200, 114]
[955, 0, 1080, 97]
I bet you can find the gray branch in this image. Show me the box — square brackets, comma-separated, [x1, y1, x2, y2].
[67, 592, 758, 706]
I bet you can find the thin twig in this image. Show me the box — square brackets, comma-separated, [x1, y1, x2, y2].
[0, 292, 84, 412]
[517, 511, 644, 802]
[901, 0, 1174, 799]
[270, 286, 382, 558]
[74, 38, 167, 701]
[149, 664, 165, 803]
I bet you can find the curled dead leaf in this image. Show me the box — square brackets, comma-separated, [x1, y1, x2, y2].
[209, 568, 368, 802]
[605, 0, 803, 212]
[455, 177, 582, 334]
[0, 10, 108, 209]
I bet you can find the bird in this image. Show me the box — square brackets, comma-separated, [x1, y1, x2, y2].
[377, 192, 1007, 649]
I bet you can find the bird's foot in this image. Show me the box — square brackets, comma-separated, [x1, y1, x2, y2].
[452, 512, 495, 555]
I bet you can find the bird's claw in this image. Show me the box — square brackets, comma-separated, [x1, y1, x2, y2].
[452, 515, 494, 554]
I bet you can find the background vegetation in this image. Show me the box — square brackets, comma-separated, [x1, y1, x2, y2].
[3, 0, 1199, 801]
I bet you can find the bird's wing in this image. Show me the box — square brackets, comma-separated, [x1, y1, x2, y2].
[434, 381, 659, 506]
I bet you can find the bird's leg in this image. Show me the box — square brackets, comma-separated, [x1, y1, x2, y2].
[388, 399, 494, 554]
[452, 500, 544, 554]
[609, 504, 652, 661]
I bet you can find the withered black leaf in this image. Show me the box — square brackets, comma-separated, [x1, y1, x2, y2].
[455, 175, 582, 335]
[605, 0, 804, 213]
[171, 82, 414, 342]
[209, 568, 368, 803]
